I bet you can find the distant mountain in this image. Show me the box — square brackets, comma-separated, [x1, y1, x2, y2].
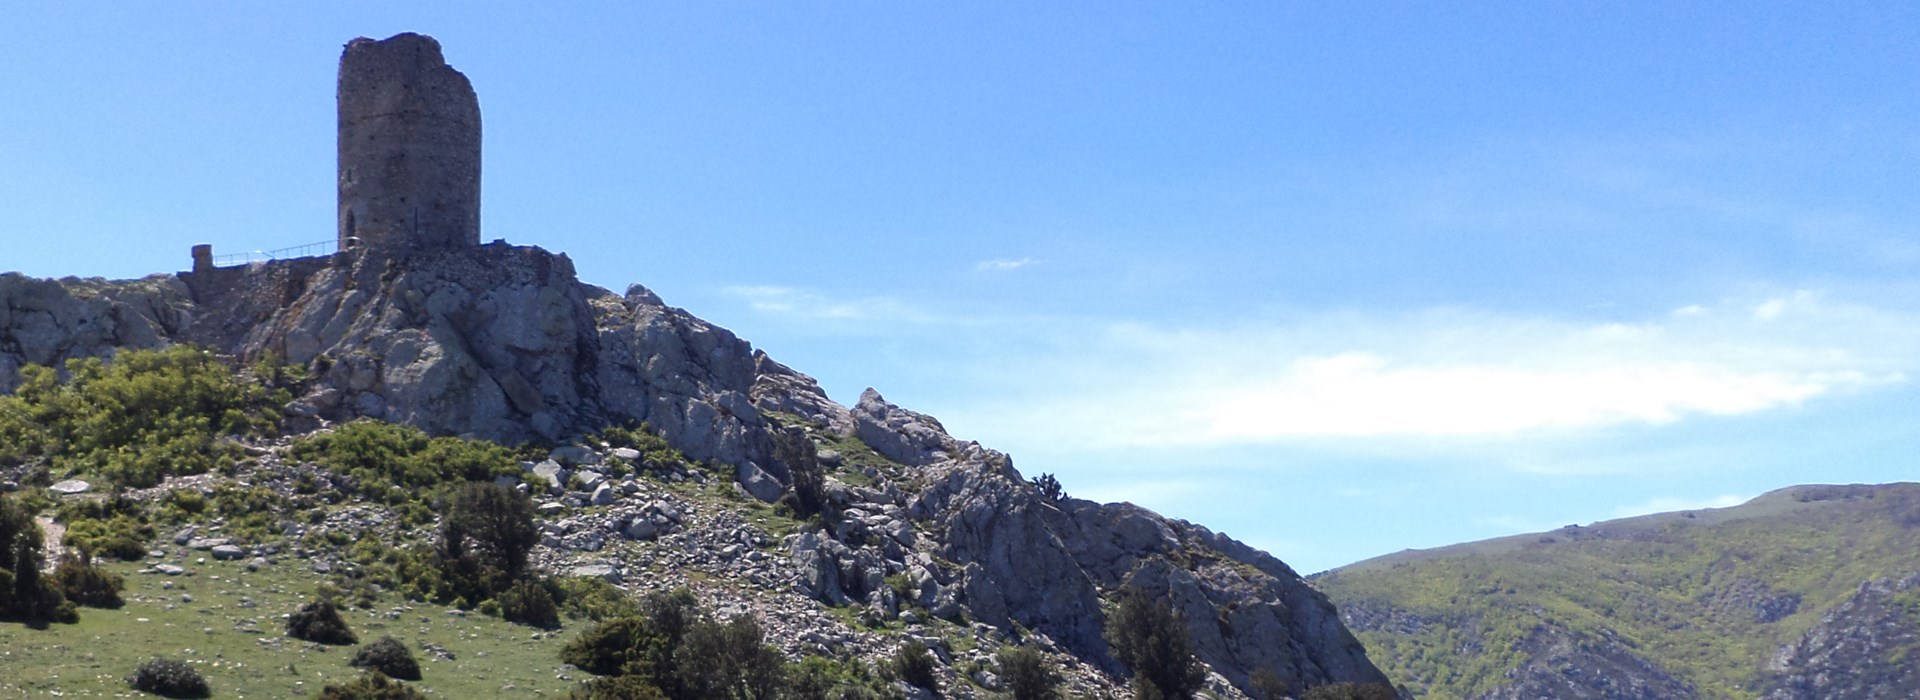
[1314, 483, 1920, 699]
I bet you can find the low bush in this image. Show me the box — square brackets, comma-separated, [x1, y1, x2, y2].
[0, 346, 283, 488]
[350, 637, 422, 681]
[53, 554, 125, 608]
[289, 420, 521, 505]
[288, 596, 358, 645]
[127, 657, 211, 698]
[1302, 682, 1400, 700]
[892, 639, 941, 698]
[498, 578, 561, 629]
[314, 671, 428, 699]
[997, 645, 1061, 700]
[568, 675, 669, 700]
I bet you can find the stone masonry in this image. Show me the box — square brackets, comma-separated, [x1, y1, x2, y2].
[336, 33, 481, 255]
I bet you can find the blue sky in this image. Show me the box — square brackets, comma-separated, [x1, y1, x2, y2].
[4, 3, 1918, 573]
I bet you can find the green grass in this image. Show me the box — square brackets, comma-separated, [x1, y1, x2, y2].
[0, 556, 584, 698]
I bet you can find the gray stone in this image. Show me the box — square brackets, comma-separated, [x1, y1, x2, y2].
[549, 445, 602, 466]
[571, 564, 622, 584]
[211, 545, 246, 561]
[172, 526, 198, 546]
[49, 479, 90, 495]
[623, 518, 659, 541]
[530, 460, 568, 492]
[186, 538, 230, 551]
[590, 483, 616, 506]
[609, 447, 641, 462]
[153, 564, 186, 576]
[736, 461, 784, 503]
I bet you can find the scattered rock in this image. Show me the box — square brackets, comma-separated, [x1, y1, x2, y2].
[49, 480, 90, 495]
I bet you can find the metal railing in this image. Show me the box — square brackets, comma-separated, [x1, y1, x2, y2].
[210, 238, 338, 267]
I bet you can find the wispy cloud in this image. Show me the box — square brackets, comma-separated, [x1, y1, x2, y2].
[976, 257, 1038, 272]
[723, 285, 944, 324]
[1611, 494, 1749, 518]
[942, 291, 1919, 450]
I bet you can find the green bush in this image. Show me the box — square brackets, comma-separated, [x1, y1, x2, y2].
[568, 675, 669, 700]
[0, 345, 283, 487]
[53, 553, 125, 608]
[997, 645, 1060, 700]
[350, 637, 422, 681]
[892, 639, 941, 698]
[314, 671, 428, 699]
[0, 493, 69, 622]
[288, 596, 358, 645]
[1301, 682, 1399, 700]
[290, 420, 522, 504]
[1105, 586, 1206, 700]
[775, 427, 825, 519]
[127, 657, 211, 698]
[498, 578, 561, 629]
[563, 615, 655, 677]
[555, 575, 642, 622]
[435, 482, 539, 606]
[675, 614, 788, 700]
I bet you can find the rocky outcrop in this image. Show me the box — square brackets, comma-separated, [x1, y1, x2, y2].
[0, 273, 193, 392]
[0, 249, 1392, 697]
[1472, 624, 1696, 700]
[1763, 573, 1920, 700]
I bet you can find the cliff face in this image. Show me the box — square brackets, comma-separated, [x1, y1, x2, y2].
[0, 246, 1392, 697]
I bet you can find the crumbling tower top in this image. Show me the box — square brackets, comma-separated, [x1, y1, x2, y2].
[337, 33, 481, 255]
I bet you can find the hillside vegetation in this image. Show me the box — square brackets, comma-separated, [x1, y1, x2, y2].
[1315, 484, 1920, 699]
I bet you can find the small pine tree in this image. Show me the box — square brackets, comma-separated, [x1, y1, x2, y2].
[997, 645, 1062, 700]
[1105, 586, 1207, 700]
[893, 639, 941, 698]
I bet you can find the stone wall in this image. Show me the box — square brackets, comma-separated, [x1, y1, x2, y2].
[337, 33, 481, 255]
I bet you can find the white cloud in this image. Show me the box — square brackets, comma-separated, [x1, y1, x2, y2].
[1611, 494, 1749, 518]
[976, 257, 1038, 272]
[723, 285, 943, 324]
[941, 292, 1919, 449]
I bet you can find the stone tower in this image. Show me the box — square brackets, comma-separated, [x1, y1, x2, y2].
[337, 33, 480, 254]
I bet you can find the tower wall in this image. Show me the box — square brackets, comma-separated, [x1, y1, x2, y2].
[337, 33, 480, 254]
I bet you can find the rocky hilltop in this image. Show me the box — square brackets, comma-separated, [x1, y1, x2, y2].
[0, 242, 1391, 697]
[1315, 483, 1920, 700]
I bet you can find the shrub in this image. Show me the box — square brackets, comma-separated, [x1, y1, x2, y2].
[775, 427, 826, 519]
[562, 615, 654, 677]
[569, 675, 669, 700]
[997, 645, 1061, 700]
[289, 420, 522, 504]
[1302, 682, 1399, 700]
[675, 614, 788, 700]
[498, 578, 561, 629]
[288, 596, 358, 645]
[127, 657, 211, 698]
[350, 637, 422, 681]
[436, 482, 539, 605]
[1250, 668, 1291, 700]
[892, 639, 941, 697]
[0, 346, 281, 487]
[555, 575, 642, 622]
[0, 493, 68, 622]
[1105, 586, 1206, 700]
[53, 553, 125, 608]
[1030, 473, 1066, 503]
[315, 671, 428, 699]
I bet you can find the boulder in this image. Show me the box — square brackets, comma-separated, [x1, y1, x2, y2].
[736, 461, 784, 503]
[49, 480, 90, 495]
[211, 544, 247, 561]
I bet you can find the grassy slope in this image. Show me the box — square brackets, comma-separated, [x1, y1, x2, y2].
[0, 555, 581, 698]
[1314, 483, 1920, 699]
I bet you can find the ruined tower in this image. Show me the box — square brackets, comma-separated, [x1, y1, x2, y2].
[337, 33, 480, 254]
